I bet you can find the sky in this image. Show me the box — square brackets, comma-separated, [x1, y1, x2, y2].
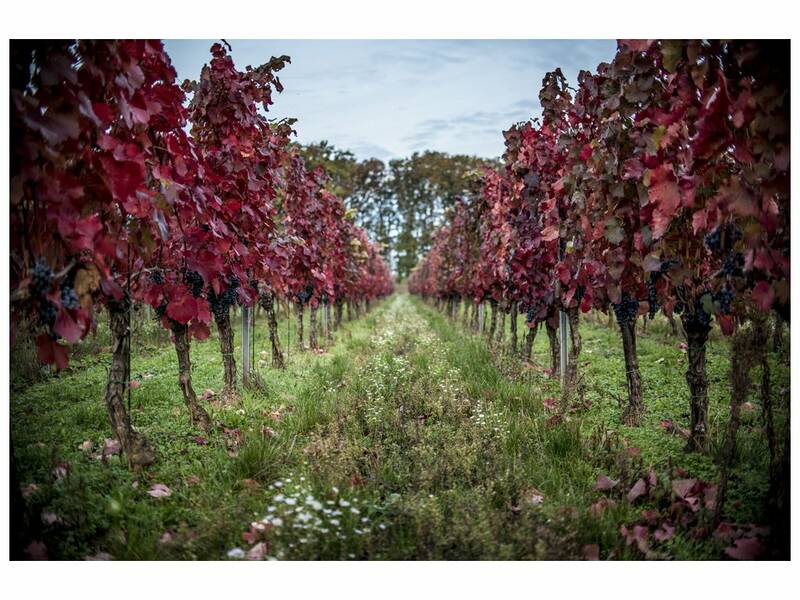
[164, 40, 617, 162]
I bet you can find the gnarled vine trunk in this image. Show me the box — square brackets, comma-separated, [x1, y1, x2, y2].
[105, 298, 154, 468]
[325, 303, 333, 342]
[213, 306, 237, 399]
[666, 312, 680, 337]
[170, 321, 211, 431]
[524, 320, 538, 362]
[260, 292, 284, 369]
[509, 301, 518, 355]
[715, 316, 763, 523]
[496, 300, 506, 345]
[335, 300, 343, 329]
[309, 305, 319, 350]
[488, 300, 498, 342]
[296, 301, 305, 350]
[682, 316, 711, 452]
[347, 301, 353, 322]
[546, 320, 559, 377]
[618, 316, 644, 426]
[562, 307, 583, 405]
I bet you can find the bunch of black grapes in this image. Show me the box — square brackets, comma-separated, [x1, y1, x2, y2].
[704, 223, 743, 254]
[722, 251, 744, 277]
[209, 277, 240, 320]
[30, 258, 62, 337]
[296, 284, 314, 305]
[612, 293, 639, 325]
[183, 269, 204, 298]
[675, 292, 713, 329]
[713, 286, 735, 315]
[645, 260, 678, 318]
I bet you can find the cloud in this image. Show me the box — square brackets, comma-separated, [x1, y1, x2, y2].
[164, 39, 616, 161]
[402, 99, 540, 150]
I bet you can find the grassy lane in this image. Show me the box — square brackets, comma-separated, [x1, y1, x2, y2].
[12, 293, 786, 559]
[11, 300, 389, 559]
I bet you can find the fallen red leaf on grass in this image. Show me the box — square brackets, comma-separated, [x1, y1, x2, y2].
[582, 544, 599, 560]
[594, 474, 619, 491]
[725, 537, 765, 560]
[148, 483, 172, 498]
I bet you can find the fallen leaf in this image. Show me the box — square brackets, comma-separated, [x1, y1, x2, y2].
[147, 483, 172, 498]
[594, 474, 619, 491]
[542, 397, 557, 411]
[640, 509, 660, 524]
[24, 540, 48, 560]
[102, 438, 122, 456]
[589, 497, 617, 516]
[78, 440, 93, 452]
[247, 541, 267, 561]
[654, 523, 675, 542]
[51, 462, 69, 482]
[21, 483, 40, 498]
[193, 436, 208, 446]
[159, 531, 174, 545]
[672, 479, 697, 499]
[41, 511, 62, 525]
[544, 414, 563, 427]
[522, 487, 545, 505]
[201, 389, 216, 401]
[628, 478, 647, 502]
[583, 543, 600, 560]
[725, 537, 765, 560]
[185, 475, 201, 486]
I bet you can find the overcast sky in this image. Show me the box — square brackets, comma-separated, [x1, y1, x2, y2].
[164, 40, 617, 162]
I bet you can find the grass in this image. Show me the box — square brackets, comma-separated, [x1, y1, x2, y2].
[10, 294, 788, 560]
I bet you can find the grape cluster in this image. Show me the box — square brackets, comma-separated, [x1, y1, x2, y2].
[683, 296, 712, 329]
[660, 258, 678, 273]
[60, 284, 79, 310]
[148, 270, 164, 285]
[296, 284, 314, 305]
[714, 286, 735, 315]
[722, 251, 744, 277]
[209, 277, 240, 319]
[183, 269, 205, 298]
[321, 292, 330, 306]
[574, 285, 585, 303]
[38, 300, 57, 336]
[703, 224, 743, 254]
[526, 307, 535, 323]
[612, 293, 640, 325]
[31, 258, 54, 296]
[703, 229, 722, 253]
[647, 272, 660, 318]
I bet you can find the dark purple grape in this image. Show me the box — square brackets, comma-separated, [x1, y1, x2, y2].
[60, 285, 79, 310]
[31, 258, 53, 296]
[613, 293, 639, 325]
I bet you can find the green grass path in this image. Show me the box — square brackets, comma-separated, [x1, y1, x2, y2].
[11, 293, 785, 559]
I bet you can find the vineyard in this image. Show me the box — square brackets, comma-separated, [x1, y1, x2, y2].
[7, 38, 790, 564]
